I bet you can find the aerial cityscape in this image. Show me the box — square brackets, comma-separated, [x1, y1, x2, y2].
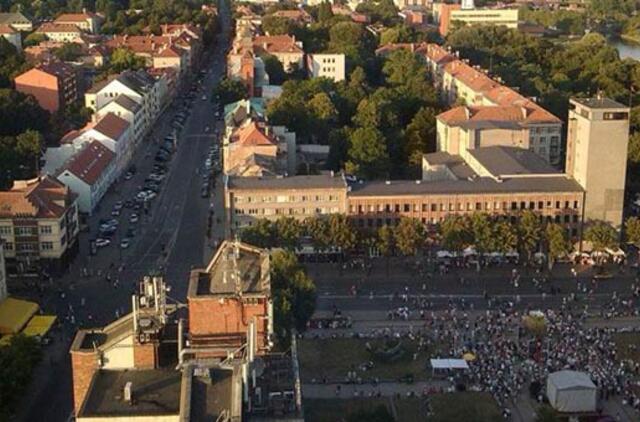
[0, 0, 639, 421]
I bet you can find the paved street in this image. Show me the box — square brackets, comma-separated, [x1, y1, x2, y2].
[10, 3, 232, 421]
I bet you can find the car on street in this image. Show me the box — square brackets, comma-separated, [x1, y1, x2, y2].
[204, 126, 210, 133]
[124, 172, 133, 180]
[201, 187, 209, 198]
[129, 213, 139, 224]
[100, 218, 118, 227]
[111, 208, 121, 216]
[114, 200, 124, 209]
[96, 238, 111, 248]
[120, 238, 131, 249]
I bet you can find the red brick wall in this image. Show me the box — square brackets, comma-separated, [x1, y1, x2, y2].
[70, 350, 97, 414]
[189, 297, 269, 349]
[14, 69, 61, 113]
[133, 341, 157, 369]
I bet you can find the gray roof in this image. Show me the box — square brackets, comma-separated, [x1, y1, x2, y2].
[468, 146, 559, 177]
[118, 70, 156, 94]
[0, 12, 31, 25]
[572, 97, 627, 110]
[80, 369, 182, 417]
[423, 151, 462, 166]
[348, 176, 583, 197]
[548, 370, 596, 391]
[189, 367, 235, 420]
[113, 94, 141, 112]
[228, 172, 347, 191]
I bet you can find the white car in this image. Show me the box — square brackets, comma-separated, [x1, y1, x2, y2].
[120, 238, 131, 249]
[202, 95, 207, 101]
[95, 238, 110, 248]
[129, 213, 139, 224]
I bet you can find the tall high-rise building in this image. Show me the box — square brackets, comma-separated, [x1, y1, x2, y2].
[566, 97, 630, 228]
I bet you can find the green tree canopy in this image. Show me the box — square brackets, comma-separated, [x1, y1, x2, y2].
[625, 216, 640, 246]
[518, 210, 543, 261]
[110, 47, 146, 73]
[346, 126, 389, 179]
[584, 220, 618, 252]
[440, 215, 472, 253]
[394, 217, 425, 256]
[545, 223, 571, 267]
[212, 78, 249, 105]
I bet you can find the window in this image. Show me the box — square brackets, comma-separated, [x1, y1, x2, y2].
[4, 242, 13, 250]
[573, 201, 578, 209]
[40, 225, 52, 234]
[41, 241, 53, 250]
[15, 227, 36, 236]
[404, 204, 410, 212]
[555, 201, 560, 209]
[422, 204, 428, 212]
[0, 226, 11, 235]
[431, 204, 437, 212]
[529, 202, 535, 210]
[395, 204, 400, 212]
[538, 201, 543, 209]
[511, 202, 517, 210]
[603, 112, 628, 120]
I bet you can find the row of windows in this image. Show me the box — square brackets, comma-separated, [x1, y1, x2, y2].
[234, 194, 341, 204]
[321, 58, 337, 64]
[235, 206, 340, 216]
[354, 215, 579, 232]
[4, 241, 55, 251]
[350, 200, 580, 214]
[321, 67, 337, 74]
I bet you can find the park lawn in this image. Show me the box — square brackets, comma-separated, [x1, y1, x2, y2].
[427, 392, 502, 422]
[298, 337, 432, 382]
[304, 398, 391, 422]
[393, 397, 429, 422]
[613, 332, 640, 364]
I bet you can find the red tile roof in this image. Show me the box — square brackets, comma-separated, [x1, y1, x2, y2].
[253, 35, 303, 55]
[155, 45, 182, 58]
[63, 141, 114, 185]
[0, 24, 16, 34]
[0, 176, 75, 218]
[231, 121, 276, 146]
[54, 13, 96, 23]
[37, 23, 82, 33]
[437, 105, 526, 124]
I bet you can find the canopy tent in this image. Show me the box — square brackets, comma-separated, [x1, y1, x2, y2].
[22, 315, 56, 337]
[436, 250, 455, 259]
[463, 247, 477, 257]
[0, 298, 39, 334]
[430, 358, 469, 370]
[605, 247, 625, 257]
[547, 370, 597, 413]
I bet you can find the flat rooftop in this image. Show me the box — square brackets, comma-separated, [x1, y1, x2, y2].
[188, 240, 270, 298]
[423, 151, 477, 179]
[190, 368, 234, 420]
[228, 172, 347, 191]
[348, 175, 583, 197]
[468, 146, 559, 176]
[80, 369, 182, 417]
[571, 97, 627, 109]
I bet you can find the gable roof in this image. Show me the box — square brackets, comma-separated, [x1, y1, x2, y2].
[54, 12, 97, 23]
[91, 113, 129, 140]
[62, 141, 114, 185]
[37, 23, 82, 34]
[231, 121, 276, 146]
[0, 24, 17, 34]
[0, 12, 31, 26]
[0, 176, 75, 219]
[155, 44, 183, 58]
[253, 35, 303, 55]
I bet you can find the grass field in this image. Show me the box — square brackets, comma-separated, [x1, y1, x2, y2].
[304, 398, 391, 422]
[298, 337, 434, 382]
[427, 392, 502, 422]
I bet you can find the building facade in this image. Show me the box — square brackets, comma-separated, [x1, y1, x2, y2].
[566, 98, 630, 228]
[0, 24, 21, 51]
[306, 54, 346, 82]
[0, 242, 6, 302]
[36, 23, 83, 42]
[54, 12, 101, 34]
[0, 177, 79, 274]
[14, 62, 80, 113]
[0, 12, 32, 31]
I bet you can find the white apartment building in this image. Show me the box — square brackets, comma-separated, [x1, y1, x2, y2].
[306, 54, 346, 82]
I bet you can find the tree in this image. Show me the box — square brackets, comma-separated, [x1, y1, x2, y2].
[518, 210, 542, 262]
[110, 47, 146, 72]
[491, 219, 517, 254]
[0, 335, 42, 420]
[212, 78, 248, 105]
[545, 223, 571, 269]
[262, 54, 287, 85]
[382, 48, 426, 88]
[404, 106, 437, 170]
[377, 224, 395, 275]
[584, 221, 618, 266]
[15, 130, 43, 173]
[0, 38, 28, 88]
[471, 213, 493, 262]
[53, 43, 84, 61]
[0, 89, 50, 136]
[625, 216, 640, 246]
[394, 217, 425, 256]
[327, 214, 357, 253]
[304, 216, 330, 251]
[346, 126, 389, 179]
[317, 1, 333, 23]
[240, 220, 275, 248]
[270, 250, 316, 340]
[262, 15, 296, 35]
[23, 32, 46, 47]
[440, 215, 472, 254]
[274, 217, 303, 250]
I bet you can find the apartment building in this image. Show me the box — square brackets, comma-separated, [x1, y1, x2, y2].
[95, 94, 144, 143]
[0, 243, 6, 302]
[419, 43, 563, 165]
[0, 12, 32, 31]
[433, 2, 519, 35]
[14, 61, 80, 113]
[253, 35, 304, 71]
[0, 24, 21, 51]
[56, 141, 116, 215]
[85, 70, 160, 137]
[36, 23, 83, 42]
[566, 97, 630, 228]
[224, 173, 349, 235]
[54, 11, 101, 34]
[0, 176, 79, 274]
[306, 54, 346, 82]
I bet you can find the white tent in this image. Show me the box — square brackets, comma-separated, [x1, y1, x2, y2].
[436, 250, 454, 259]
[546, 370, 597, 413]
[430, 358, 469, 371]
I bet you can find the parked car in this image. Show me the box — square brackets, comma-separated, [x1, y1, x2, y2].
[96, 238, 111, 248]
[120, 238, 131, 249]
[129, 213, 139, 224]
[111, 208, 121, 217]
[124, 171, 133, 180]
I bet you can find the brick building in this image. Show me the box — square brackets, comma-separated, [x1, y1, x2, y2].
[14, 61, 79, 113]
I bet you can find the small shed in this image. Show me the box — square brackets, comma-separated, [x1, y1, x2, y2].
[546, 370, 597, 413]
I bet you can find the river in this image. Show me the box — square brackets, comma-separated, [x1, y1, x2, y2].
[611, 39, 640, 61]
